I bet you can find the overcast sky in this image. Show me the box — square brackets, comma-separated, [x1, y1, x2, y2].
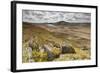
[22, 10, 91, 23]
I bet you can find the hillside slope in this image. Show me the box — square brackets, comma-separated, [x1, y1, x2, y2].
[22, 22, 91, 63]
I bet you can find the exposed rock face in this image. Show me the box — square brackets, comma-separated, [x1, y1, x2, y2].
[27, 47, 33, 58]
[43, 44, 55, 61]
[40, 43, 76, 61]
[47, 52, 55, 61]
[61, 45, 76, 54]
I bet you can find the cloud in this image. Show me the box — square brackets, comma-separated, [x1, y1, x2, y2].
[22, 10, 91, 23]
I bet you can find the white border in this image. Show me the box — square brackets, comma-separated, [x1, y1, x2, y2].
[16, 4, 96, 70]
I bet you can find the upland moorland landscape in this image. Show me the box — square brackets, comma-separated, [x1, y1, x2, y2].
[22, 10, 91, 63]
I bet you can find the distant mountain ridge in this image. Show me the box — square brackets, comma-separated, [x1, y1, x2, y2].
[54, 21, 69, 25]
[53, 21, 90, 27]
[23, 21, 90, 27]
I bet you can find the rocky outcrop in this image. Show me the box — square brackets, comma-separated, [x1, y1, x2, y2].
[23, 37, 76, 62]
[42, 44, 55, 61]
[61, 45, 76, 54]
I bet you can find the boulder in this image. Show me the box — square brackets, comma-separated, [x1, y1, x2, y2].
[43, 44, 55, 61]
[47, 52, 55, 61]
[61, 45, 76, 54]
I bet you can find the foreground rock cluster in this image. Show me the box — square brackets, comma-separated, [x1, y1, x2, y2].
[22, 37, 76, 62]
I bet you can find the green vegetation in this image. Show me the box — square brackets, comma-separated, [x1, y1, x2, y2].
[32, 50, 48, 62]
[22, 48, 29, 63]
[51, 47, 61, 58]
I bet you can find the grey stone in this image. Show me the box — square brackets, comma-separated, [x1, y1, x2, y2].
[61, 45, 76, 54]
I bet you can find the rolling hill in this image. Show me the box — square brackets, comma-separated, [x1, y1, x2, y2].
[22, 21, 91, 63]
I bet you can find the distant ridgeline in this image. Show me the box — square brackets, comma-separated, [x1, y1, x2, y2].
[23, 21, 90, 27]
